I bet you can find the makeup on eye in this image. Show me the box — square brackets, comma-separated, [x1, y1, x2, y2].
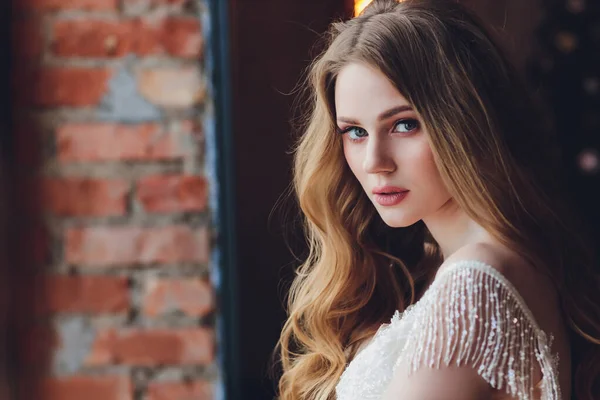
[339, 126, 368, 142]
[336, 118, 420, 140]
[392, 118, 420, 133]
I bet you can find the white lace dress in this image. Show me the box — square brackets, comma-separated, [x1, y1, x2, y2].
[336, 260, 562, 400]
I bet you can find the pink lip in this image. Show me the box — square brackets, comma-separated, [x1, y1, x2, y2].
[374, 191, 409, 206]
[372, 185, 409, 194]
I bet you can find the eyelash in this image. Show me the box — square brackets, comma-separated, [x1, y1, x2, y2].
[338, 119, 420, 143]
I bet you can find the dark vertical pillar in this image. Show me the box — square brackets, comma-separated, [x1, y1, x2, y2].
[228, 1, 349, 399]
[0, 0, 13, 398]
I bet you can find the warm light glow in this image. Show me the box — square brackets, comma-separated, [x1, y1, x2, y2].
[355, 0, 404, 16]
[354, 0, 374, 16]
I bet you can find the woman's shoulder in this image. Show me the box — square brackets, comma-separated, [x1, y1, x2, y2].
[386, 241, 564, 400]
[436, 241, 570, 395]
[438, 241, 530, 279]
[427, 242, 550, 329]
[437, 241, 554, 299]
[435, 241, 560, 330]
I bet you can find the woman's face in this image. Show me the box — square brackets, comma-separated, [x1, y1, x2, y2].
[334, 62, 452, 228]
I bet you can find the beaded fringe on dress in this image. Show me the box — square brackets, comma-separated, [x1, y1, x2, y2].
[394, 261, 561, 400]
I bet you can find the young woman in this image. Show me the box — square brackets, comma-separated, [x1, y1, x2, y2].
[275, 0, 600, 399]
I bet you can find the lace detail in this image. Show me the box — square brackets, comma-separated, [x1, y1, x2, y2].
[336, 260, 562, 400]
[336, 306, 420, 400]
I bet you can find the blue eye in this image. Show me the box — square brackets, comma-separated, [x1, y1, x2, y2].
[339, 126, 368, 142]
[393, 119, 419, 133]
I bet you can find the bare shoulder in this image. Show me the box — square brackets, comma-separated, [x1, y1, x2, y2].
[383, 243, 531, 400]
[438, 241, 560, 332]
[438, 241, 531, 280]
[384, 242, 565, 400]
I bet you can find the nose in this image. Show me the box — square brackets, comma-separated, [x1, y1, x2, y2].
[363, 136, 396, 174]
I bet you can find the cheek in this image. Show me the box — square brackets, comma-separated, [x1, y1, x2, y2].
[401, 140, 431, 174]
[420, 147, 439, 178]
[343, 143, 362, 178]
[404, 141, 444, 187]
[418, 146, 448, 196]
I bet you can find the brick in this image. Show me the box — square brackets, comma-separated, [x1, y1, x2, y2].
[27, 68, 112, 107]
[43, 178, 129, 217]
[123, 0, 188, 10]
[136, 175, 207, 213]
[52, 17, 202, 58]
[160, 18, 203, 58]
[56, 122, 197, 163]
[142, 278, 213, 317]
[16, 0, 118, 11]
[87, 328, 214, 365]
[53, 19, 132, 58]
[65, 226, 209, 267]
[147, 381, 213, 400]
[40, 275, 129, 314]
[12, 18, 43, 61]
[40, 376, 132, 400]
[138, 67, 205, 108]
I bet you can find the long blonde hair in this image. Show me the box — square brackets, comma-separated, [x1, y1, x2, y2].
[275, 1, 600, 399]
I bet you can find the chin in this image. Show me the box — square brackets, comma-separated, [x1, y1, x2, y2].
[378, 212, 421, 228]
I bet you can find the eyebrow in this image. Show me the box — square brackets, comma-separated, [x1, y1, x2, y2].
[337, 105, 413, 125]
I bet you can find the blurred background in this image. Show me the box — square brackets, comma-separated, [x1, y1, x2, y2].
[0, 0, 598, 399]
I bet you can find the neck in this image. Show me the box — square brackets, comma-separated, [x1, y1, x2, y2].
[422, 198, 495, 260]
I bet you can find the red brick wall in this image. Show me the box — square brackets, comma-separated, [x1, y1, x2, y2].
[11, 1, 216, 399]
